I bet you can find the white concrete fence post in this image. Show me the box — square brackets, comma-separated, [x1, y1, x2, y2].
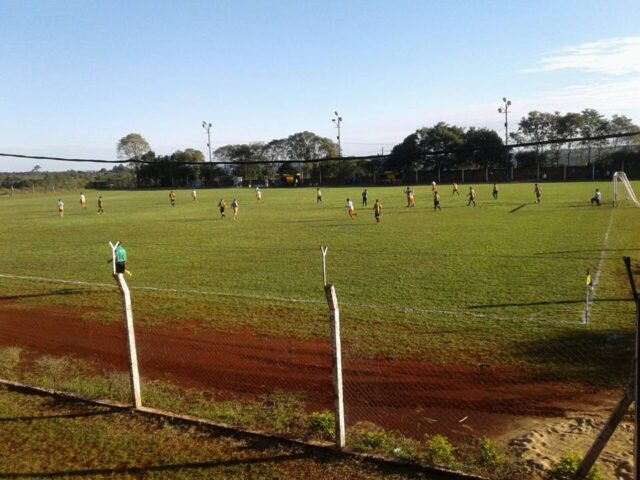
[109, 241, 142, 408]
[325, 283, 346, 449]
[320, 246, 346, 449]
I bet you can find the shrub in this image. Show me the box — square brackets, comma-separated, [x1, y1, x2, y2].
[308, 411, 335, 441]
[348, 422, 394, 452]
[0, 347, 22, 380]
[478, 438, 504, 469]
[34, 355, 78, 390]
[423, 434, 454, 466]
[106, 371, 132, 403]
[549, 452, 604, 480]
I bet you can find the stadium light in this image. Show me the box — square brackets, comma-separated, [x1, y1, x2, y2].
[332, 112, 342, 158]
[202, 121, 213, 162]
[498, 98, 512, 169]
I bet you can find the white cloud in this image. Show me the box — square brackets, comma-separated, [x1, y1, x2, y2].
[524, 36, 640, 76]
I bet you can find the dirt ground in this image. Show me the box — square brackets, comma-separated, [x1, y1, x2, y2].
[0, 302, 632, 478]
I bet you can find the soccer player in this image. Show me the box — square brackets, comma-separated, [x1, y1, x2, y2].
[346, 198, 357, 219]
[231, 198, 239, 220]
[79, 192, 87, 211]
[492, 183, 498, 200]
[431, 181, 437, 193]
[169, 190, 176, 207]
[57, 199, 64, 217]
[316, 188, 323, 204]
[97, 195, 104, 214]
[591, 188, 602, 206]
[534, 183, 542, 204]
[433, 191, 442, 211]
[404, 187, 412, 207]
[218, 198, 226, 219]
[452, 182, 460, 195]
[256, 187, 263, 203]
[362, 188, 368, 206]
[192, 189, 198, 203]
[404, 187, 415, 207]
[467, 187, 476, 207]
[372, 199, 382, 223]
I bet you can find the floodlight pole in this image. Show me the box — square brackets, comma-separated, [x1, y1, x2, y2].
[321, 246, 346, 449]
[498, 98, 511, 173]
[108, 241, 142, 408]
[333, 112, 343, 177]
[202, 121, 213, 163]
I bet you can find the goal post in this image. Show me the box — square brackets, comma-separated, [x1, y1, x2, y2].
[613, 171, 640, 207]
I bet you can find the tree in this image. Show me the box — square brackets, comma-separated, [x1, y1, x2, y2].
[418, 122, 465, 172]
[556, 112, 583, 165]
[116, 133, 151, 161]
[281, 131, 338, 182]
[31, 165, 41, 173]
[215, 143, 265, 182]
[461, 128, 504, 169]
[385, 132, 421, 172]
[117, 133, 151, 187]
[511, 111, 558, 171]
[609, 114, 639, 148]
[579, 109, 607, 164]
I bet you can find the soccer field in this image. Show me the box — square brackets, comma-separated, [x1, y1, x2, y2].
[1, 182, 639, 370]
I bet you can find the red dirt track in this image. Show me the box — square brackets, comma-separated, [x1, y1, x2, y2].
[0, 303, 611, 440]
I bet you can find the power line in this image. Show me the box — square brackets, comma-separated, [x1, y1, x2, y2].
[0, 131, 638, 166]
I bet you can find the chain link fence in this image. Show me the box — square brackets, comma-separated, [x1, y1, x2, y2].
[0, 256, 636, 479]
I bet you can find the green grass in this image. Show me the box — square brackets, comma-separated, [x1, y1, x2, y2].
[0, 385, 438, 480]
[1, 183, 639, 379]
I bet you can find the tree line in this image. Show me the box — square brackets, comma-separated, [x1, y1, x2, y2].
[112, 108, 638, 188]
[386, 109, 638, 174]
[2, 108, 637, 192]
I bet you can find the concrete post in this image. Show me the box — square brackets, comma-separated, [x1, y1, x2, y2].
[324, 284, 346, 449]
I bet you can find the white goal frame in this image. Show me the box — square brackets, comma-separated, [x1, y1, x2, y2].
[613, 171, 640, 207]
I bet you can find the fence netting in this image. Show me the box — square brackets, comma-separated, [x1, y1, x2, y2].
[0, 238, 636, 478]
[0, 276, 132, 403]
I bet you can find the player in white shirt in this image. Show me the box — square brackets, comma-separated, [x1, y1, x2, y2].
[346, 198, 357, 219]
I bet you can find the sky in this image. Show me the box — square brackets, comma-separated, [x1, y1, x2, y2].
[1, 0, 639, 171]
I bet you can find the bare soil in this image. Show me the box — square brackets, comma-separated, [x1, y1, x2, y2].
[0, 302, 618, 443]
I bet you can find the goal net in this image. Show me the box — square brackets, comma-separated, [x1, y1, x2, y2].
[613, 171, 640, 207]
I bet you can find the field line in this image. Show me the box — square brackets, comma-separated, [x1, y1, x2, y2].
[582, 208, 615, 320]
[0, 272, 577, 324]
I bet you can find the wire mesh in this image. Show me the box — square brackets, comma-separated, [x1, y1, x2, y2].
[0, 277, 132, 403]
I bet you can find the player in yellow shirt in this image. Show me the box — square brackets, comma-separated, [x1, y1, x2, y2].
[452, 182, 460, 195]
[433, 191, 442, 211]
[467, 187, 476, 207]
[372, 199, 382, 223]
[169, 190, 176, 207]
[534, 183, 542, 204]
[218, 198, 226, 219]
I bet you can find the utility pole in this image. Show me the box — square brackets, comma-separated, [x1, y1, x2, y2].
[202, 121, 213, 162]
[498, 98, 511, 172]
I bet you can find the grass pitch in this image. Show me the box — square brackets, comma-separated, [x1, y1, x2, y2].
[1, 182, 639, 375]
